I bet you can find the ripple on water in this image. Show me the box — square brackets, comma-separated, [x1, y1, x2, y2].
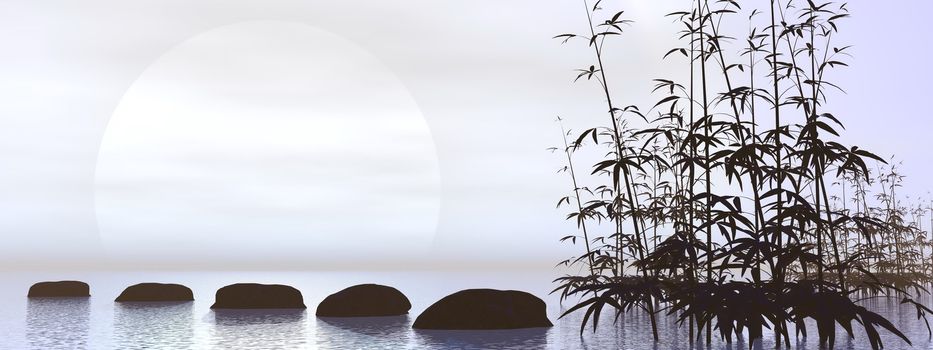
[315, 315, 414, 349]
[114, 302, 195, 350]
[26, 298, 90, 350]
[414, 328, 550, 350]
[210, 309, 308, 349]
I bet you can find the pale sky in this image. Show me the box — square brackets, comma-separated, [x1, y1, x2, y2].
[0, 1, 931, 270]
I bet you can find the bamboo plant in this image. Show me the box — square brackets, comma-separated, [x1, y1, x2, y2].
[551, 1, 933, 349]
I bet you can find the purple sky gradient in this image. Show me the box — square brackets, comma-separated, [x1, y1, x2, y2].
[0, 1, 930, 270]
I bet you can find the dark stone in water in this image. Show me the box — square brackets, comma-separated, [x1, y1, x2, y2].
[210, 283, 306, 309]
[413, 289, 552, 330]
[316, 284, 411, 317]
[115, 283, 194, 302]
[27, 281, 90, 298]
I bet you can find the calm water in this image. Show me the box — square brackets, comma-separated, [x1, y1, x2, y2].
[1, 270, 931, 349]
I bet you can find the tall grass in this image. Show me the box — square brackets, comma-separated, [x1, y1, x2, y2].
[552, 1, 933, 349]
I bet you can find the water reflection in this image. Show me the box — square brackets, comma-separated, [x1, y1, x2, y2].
[316, 315, 412, 348]
[7, 272, 933, 350]
[210, 309, 308, 348]
[414, 327, 550, 350]
[318, 315, 409, 337]
[114, 302, 194, 350]
[26, 298, 90, 350]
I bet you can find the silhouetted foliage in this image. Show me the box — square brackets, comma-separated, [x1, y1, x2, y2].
[551, 1, 932, 349]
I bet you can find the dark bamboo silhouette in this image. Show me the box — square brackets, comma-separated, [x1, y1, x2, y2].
[551, 1, 933, 349]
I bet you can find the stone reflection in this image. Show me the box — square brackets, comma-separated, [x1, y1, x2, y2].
[210, 309, 308, 349]
[414, 328, 549, 350]
[113, 302, 195, 349]
[315, 315, 412, 348]
[26, 298, 90, 350]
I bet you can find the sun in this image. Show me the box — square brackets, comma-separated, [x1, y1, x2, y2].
[94, 21, 441, 266]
